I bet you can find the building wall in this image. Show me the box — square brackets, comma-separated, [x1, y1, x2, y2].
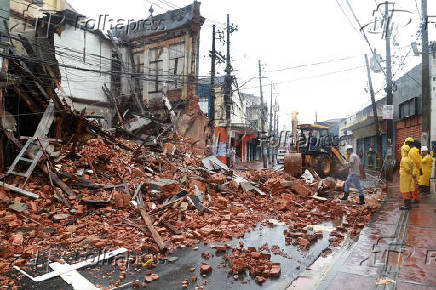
[197, 82, 210, 116]
[431, 48, 436, 151]
[54, 25, 113, 125]
[196, 76, 226, 117]
[198, 98, 208, 116]
[0, 0, 8, 70]
[395, 115, 422, 161]
[127, 32, 199, 109]
[392, 64, 423, 161]
[10, 0, 65, 21]
[232, 94, 246, 125]
[244, 93, 263, 132]
[338, 100, 386, 157]
[9, 0, 66, 57]
[42, 0, 66, 11]
[0, 0, 9, 47]
[117, 31, 199, 111]
[393, 64, 422, 120]
[214, 87, 246, 127]
[10, 0, 44, 20]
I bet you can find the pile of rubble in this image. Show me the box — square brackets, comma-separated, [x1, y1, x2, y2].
[227, 242, 281, 283]
[0, 125, 384, 287]
[0, 23, 387, 287]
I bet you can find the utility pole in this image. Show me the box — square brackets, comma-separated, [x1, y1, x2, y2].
[315, 112, 318, 123]
[384, 2, 394, 180]
[273, 97, 279, 165]
[421, 0, 430, 148]
[269, 82, 273, 135]
[258, 60, 267, 168]
[274, 97, 279, 136]
[269, 82, 274, 164]
[224, 15, 232, 126]
[224, 14, 237, 167]
[365, 54, 383, 169]
[210, 24, 216, 127]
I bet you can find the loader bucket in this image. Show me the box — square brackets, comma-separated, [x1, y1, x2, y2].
[284, 153, 302, 177]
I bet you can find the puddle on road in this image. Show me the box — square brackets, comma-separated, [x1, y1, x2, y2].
[79, 219, 344, 290]
[14, 219, 348, 290]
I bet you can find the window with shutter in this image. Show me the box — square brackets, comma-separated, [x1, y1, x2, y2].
[132, 52, 144, 95]
[148, 47, 164, 93]
[168, 42, 185, 89]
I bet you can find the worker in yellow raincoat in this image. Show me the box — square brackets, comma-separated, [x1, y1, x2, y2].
[400, 144, 414, 210]
[404, 137, 414, 145]
[408, 141, 422, 202]
[419, 146, 433, 194]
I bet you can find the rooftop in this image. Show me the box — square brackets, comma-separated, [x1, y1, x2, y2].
[111, 1, 204, 41]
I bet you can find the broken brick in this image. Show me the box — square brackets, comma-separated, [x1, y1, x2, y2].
[10, 234, 23, 246]
[255, 276, 266, 283]
[291, 183, 312, 196]
[250, 252, 261, 259]
[200, 264, 212, 274]
[215, 245, 227, 253]
[201, 252, 210, 259]
[270, 263, 281, 277]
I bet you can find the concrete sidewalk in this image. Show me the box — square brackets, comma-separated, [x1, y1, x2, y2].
[291, 174, 436, 290]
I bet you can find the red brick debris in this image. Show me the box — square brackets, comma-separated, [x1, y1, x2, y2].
[0, 130, 383, 287]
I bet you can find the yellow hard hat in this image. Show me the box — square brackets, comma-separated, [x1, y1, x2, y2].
[401, 144, 411, 152]
[404, 137, 414, 143]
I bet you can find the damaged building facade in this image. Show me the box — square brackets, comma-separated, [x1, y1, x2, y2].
[0, 0, 212, 171]
[7, 1, 113, 126]
[0, 2, 402, 289]
[110, 2, 210, 145]
[53, 10, 114, 126]
[111, 2, 204, 113]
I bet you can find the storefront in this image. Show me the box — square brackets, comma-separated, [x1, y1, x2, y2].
[342, 116, 387, 169]
[228, 125, 260, 163]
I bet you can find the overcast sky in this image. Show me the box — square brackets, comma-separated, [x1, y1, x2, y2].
[67, 0, 435, 128]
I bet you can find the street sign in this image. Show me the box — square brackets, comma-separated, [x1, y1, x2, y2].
[383, 105, 394, 119]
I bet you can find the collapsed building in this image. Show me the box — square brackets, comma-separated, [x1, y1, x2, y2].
[0, 1, 386, 289]
[110, 1, 210, 146]
[1, 1, 210, 170]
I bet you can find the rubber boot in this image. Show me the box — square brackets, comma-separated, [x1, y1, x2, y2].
[340, 192, 349, 201]
[400, 199, 411, 210]
[356, 195, 365, 205]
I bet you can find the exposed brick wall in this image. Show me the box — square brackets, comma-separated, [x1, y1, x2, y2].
[395, 115, 422, 161]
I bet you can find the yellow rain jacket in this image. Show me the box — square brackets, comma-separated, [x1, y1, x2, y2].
[400, 145, 414, 193]
[419, 153, 433, 186]
[409, 147, 422, 177]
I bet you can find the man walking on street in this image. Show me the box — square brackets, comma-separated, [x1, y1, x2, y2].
[340, 145, 365, 205]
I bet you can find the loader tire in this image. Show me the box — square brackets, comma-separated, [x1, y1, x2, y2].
[316, 154, 332, 178]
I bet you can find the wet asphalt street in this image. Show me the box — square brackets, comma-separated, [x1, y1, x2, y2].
[14, 220, 340, 290]
[10, 171, 389, 290]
